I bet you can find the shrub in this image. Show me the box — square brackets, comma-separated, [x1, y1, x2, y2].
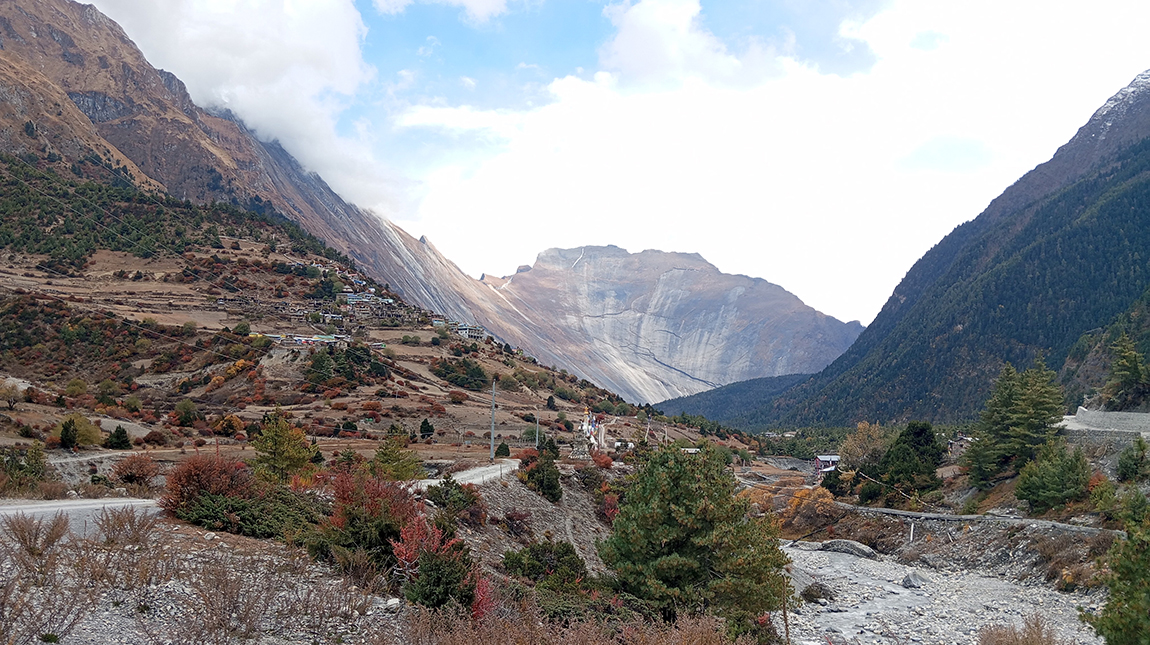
[160, 455, 254, 515]
[305, 471, 421, 571]
[393, 517, 477, 610]
[142, 430, 169, 446]
[179, 487, 324, 539]
[591, 451, 612, 469]
[495, 442, 510, 458]
[65, 378, 87, 396]
[103, 425, 131, 450]
[858, 481, 885, 505]
[503, 540, 587, 592]
[781, 487, 838, 531]
[112, 454, 160, 486]
[980, 613, 1074, 645]
[425, 474, 483, 521]
[523, 455, 562, 503]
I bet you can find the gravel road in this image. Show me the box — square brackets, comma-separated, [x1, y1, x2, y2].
[0, 497, 158, 535]
[413, 458, 520, 490]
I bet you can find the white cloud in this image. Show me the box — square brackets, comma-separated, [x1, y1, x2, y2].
[374, 0, 508, 22]
[600, 0, 778, 86]
[373, 0, 415, 15]
[395, 0, 1150, 324]
[460, 76, 477, 89]
[89, 0, 410, 216]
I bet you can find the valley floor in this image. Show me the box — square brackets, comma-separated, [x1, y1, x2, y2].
[784, 543, 1103, 645]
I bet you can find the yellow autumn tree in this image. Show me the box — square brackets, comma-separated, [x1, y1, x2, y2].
[839, 421, 894, 473]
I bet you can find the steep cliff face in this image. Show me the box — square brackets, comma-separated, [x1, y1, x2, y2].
[471, 246, 863, 404]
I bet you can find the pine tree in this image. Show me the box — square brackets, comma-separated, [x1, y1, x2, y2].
[251, 413, 315, 483]
[59, 418, 77, 450]
[961, 430, 998, 490]
[1105, 332, 1150, 410]
[980, 363, 1019, 449]
[1015, 439, 1090, 513]
[598, 444, 789, 637]
[372, 438, 424, 481]
[1117, 436, 1150, 482]
[103, 425, 131, 450]
[419, 418, 434, 440]
[1005, 358, 1063, 464]
[495, 441, 510, 458]
[877, 421, 943, 492]
[1083, 522, 1150, 644]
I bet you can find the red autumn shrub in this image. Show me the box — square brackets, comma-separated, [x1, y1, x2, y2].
[513, 448, 539, 468]
[113, 453, 160, 486]
[601, 493, 620, 523]
[160, 454, 254, 513]
[142, 430, 169, 446]
[591, 451, 613, 469]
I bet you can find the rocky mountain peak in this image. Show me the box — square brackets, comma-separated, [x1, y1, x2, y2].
[468, 245, 862, 403]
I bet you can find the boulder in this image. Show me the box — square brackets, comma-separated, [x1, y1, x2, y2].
[819, 539, 877, 559]
[785, 564, 816, 597]
[902, 570, 930, 589]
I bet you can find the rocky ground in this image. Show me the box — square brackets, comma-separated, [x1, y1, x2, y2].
[456, 461, 621, 575]
[784, 540, 1104, 645]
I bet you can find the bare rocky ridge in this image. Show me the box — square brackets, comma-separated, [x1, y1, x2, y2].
[0, 0, 862, 406]
[0, 0, 484, 327]
[472, 246, 863, 403]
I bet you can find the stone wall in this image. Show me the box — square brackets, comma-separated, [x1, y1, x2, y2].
[1072, 406, 1150, 433]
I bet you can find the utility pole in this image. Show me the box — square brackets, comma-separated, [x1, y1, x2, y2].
[535, 409, 539, 449]
[490, 377, 496, 463]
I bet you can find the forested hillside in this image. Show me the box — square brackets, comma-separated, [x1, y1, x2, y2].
[656, 373, 809, 424]
[689, 70, 1150, 428]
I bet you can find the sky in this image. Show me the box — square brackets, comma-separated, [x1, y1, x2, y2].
[90, 0, 1150, 325]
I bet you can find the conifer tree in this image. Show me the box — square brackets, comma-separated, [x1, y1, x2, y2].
[103, 425, 131, 450]
[1083, 521, 1150, 644]
[1005, 358, 1063, 464]
[252, 413, 315, 483]
[1104, 332, 1149, 410]
[59, 418, 77, 450]
[372, 438, 424, 481]
[1015, 439, 1090, 513]
[599, 444, 789, 637]
[980, 363, 1019, 449]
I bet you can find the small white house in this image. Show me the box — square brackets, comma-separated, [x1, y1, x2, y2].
[815, 455, 841, 476]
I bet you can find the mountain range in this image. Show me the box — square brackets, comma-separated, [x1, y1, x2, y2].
[0, 0, 862, 405]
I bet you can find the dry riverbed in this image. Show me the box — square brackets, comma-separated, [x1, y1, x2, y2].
[784, 542, 1104, 645]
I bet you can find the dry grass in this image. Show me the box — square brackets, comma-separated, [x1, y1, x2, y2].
[0, 512, 95, 645]
[978, 614, 1075, 645]
[371, 605, 759, 645]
